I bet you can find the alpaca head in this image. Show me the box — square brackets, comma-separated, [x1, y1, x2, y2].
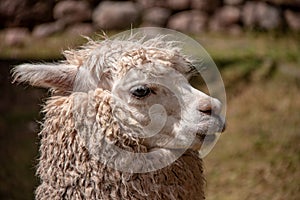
[109, 47, 224, 150]
[13, 30, 225, 172]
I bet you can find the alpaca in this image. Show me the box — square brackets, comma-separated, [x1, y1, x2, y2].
[12, 31, 225, 199]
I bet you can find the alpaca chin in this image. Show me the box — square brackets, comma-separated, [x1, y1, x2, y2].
[198, 132, 221, 158]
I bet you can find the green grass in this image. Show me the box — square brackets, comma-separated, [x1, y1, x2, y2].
[196, 32, 300, 65]
[1, 31, 300, 63]
[0, 32, 86, 60]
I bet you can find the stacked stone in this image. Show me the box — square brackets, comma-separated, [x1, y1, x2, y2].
[1, 0, 300, 45]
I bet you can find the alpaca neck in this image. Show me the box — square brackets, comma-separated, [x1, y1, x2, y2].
[37, 127, 205, 199]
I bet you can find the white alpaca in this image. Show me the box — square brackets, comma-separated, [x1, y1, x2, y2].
[13, 31, 225, 199]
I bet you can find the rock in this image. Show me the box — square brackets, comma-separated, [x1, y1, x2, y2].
[66, 23, 95, 36]
[209, 6, 240, 33]
[222, 6, 241, 26]
[242, 2, 256, 28]
[53, 0, 92, 24]
[224, 0, 244, 5]
[136, 0, 165, 9]
[167, 10, 208, 33]
[190, 0, 221, 13]
[210, 20, 242, 35]
[4, 28, 30, 46]
[256, 2, 282, 30]
[166, 0, 190, 11]
[262, 0, 300, 7]
[284, 10, 300, 31]
[0, 0, 54, 28]
[93, 1, 141, 30]
[32, 21, 65, 38]
[242, 2, 282, 30]
[0, 0, 26, 26]
[142, 7, 172, 27]
[215, 6, 241, 27]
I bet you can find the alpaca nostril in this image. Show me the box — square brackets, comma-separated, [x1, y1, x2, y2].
[200, 107, 212, 115]
[198, 103, 212, 115]
[198, 98, 222, 116]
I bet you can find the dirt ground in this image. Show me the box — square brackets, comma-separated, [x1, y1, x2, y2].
[0, 32, 299, 199]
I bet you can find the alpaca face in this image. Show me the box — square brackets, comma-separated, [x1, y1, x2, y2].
[110, 50, 225, 152]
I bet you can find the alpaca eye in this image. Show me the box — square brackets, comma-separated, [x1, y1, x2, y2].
[130, 85, 151, 98]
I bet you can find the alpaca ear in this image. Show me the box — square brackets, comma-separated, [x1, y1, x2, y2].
[12, 63, 78, 91]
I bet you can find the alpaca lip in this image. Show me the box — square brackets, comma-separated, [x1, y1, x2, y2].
[214, 115, 226, 133]
[202, 134, 216, 143]
[221, 123, 226, 132]
[196, 133, 217, 144]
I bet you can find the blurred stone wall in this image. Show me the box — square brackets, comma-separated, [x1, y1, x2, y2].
[1, 0, 300, 43]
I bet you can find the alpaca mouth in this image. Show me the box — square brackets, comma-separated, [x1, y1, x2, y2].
[199, 119, 225, 142]
[221, 122, 226, 132]
[209, 115, 226, 133]
[147, 117, 226, 153]
[199, 133, 217, 143]
[191, 118, 225, 153]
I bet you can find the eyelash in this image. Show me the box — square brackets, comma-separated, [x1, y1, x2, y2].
[130, 85, 157, 100]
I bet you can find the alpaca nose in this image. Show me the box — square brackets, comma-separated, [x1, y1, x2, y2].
[198, 98, 222, 116]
